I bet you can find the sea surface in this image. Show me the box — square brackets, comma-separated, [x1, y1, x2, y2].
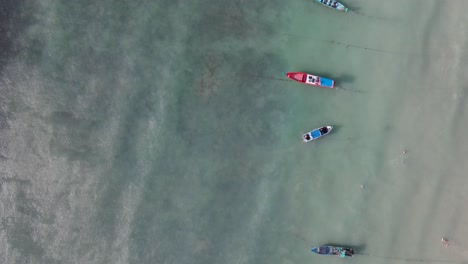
[1, 0, 468, 263]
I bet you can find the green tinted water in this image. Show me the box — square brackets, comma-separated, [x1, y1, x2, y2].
[1, 0, 468, 263]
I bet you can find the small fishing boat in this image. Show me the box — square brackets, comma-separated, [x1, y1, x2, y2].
[315, 0, 349, 12]
[311, 246, 354, 258]
[303, 126, 333, 142]
[286, 72, 335, 88]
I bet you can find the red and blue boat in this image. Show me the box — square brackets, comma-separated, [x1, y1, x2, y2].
[286, 72, 335, 88]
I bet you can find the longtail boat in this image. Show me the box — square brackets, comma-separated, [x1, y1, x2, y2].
[315, 0, 349, 12]
[310, 246, 354, 258]
[303, 126, 333, 142]
[286, 72, 335, 88]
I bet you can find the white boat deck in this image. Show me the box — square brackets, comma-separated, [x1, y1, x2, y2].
[305, 74, 320, 85]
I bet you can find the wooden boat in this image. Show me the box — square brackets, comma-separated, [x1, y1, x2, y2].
[303, 126, 333, 142]
[310, 246, 354, 258]
[315, 0, 349, 12]
[286, 72, 335, 88]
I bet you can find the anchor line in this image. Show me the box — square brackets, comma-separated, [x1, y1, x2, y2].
[355, 252, 461, 263]
[348, 10, 390, 21]
[335, 86, 366, 94]
[246, 75, 290, 82]
[281, 33, 419, 56]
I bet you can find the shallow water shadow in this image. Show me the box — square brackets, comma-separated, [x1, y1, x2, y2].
[321, 242, 366, 252]
[341, 1, 360, 12]
[300, 71, 355, 86]
[339, 0, 401, 22]
[330, 124, 342, 136]
[300, 72, 365, 93]
[328, 74, 367, 94]
[0, 0, 27, 73]
[333, 74, 355, 85]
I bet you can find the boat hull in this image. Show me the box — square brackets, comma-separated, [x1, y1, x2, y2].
[303, 126, 333, 142]
[311, 246, 354, 257]
[315, 0, 349, 12]
[286, 72, 335, 88]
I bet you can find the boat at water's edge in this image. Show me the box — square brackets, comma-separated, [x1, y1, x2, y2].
[286, 72, 335, 88]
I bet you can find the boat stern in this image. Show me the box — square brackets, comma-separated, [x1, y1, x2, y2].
[319, 77, 335, 88]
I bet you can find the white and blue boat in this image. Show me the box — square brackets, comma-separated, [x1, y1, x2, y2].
[303, 126, 333, 142]
[315, 0, 349, 12]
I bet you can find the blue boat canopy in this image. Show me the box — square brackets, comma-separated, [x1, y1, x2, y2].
[320, 77, 334, 87]
[311, 130, 321, 138]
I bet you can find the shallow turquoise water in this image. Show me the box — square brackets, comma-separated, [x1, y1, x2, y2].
[1, 0, 468, 263]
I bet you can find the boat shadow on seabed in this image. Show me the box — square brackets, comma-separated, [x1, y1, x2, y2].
[321, 243, 366, 253]
[297, 72, 366, 94]
[339, 1, 396, 22]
